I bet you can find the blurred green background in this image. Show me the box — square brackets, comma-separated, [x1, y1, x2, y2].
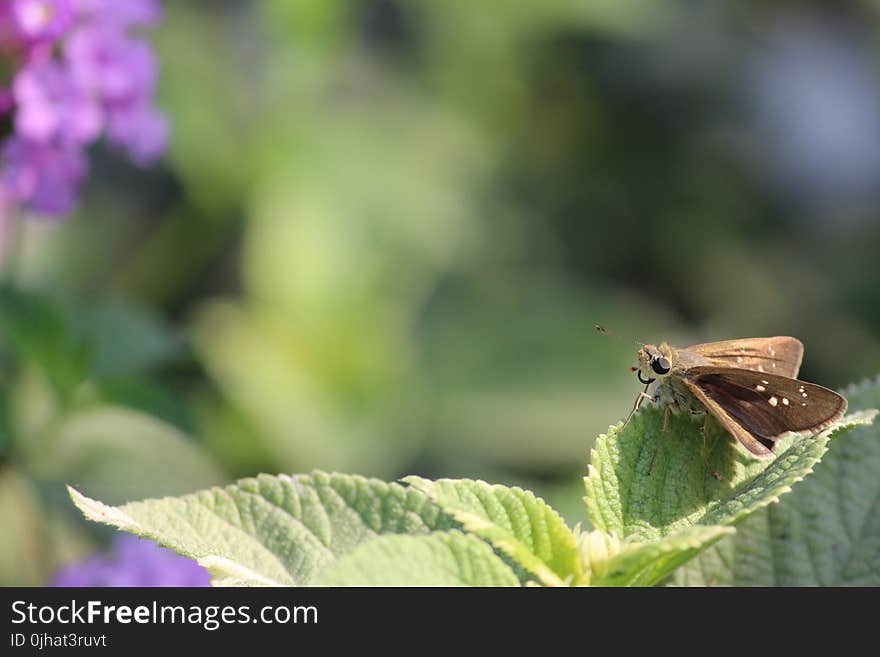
[3, 0, 880, 584]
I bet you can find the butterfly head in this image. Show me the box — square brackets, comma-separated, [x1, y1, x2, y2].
[635, 343, 673, 385]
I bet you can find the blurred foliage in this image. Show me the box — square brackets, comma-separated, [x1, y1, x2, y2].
[3, 0, 880, 583]
[0, 287, 224, 584]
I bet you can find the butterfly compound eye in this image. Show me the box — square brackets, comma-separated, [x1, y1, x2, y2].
[651, 357, 671, 375]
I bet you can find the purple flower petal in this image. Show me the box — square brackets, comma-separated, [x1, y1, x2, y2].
[66, 22, 158, 106]
[13, 58, 103, 145]
[1, 10, 25, 55]
[0, 88, 13, 116]
[1, 0, 168, 219]
[72, 0, 163, 27]
[11, 0, 74, 44]
[51, 535, 211, 587]
[107, 102, 168, 165]
[1, 136, 88, 216]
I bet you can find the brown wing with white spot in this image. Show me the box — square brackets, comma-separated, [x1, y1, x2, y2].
[685, 337, 803, 378]
[683, 366, 847, 457]
[682, 378, 775, 458]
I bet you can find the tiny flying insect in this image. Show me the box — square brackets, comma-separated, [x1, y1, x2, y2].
[623, 336, 847, 473]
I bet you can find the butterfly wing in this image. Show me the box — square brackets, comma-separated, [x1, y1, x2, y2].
[685, 337, 803, 379]
[682, 366, 847, 457]
[682, 377, 775, 457]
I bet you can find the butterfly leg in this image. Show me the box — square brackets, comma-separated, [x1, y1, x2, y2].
[647, 431, 665, 475]
[701, 415, 724, 481]
[623, 383, 653, 428]
[647, 406, 671, 475]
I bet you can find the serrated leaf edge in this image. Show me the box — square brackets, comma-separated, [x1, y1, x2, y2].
[404, 476, 574, 586]
[598, 525, 735, 586]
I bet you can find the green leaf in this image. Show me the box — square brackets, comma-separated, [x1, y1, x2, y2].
[583, 406, 875, 542]
[404, 476, 580, 586]
[93, 379, 192, 433]
[69, 471, 454, 586]
[582, 525, 733, 587]
[63, 301, 182, 378]
[314, 531, 519, 586]
[0, 288, 181, 401]
[190, 300, 425, 477]
[0, 286, 90, 396]
[0, 469, 50, 585]
[27, 405, 224, 504]
[674, 377, 880, 586]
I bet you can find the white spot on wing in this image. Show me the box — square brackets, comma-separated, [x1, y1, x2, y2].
[769, 396, 778, 407]
[802, 392, 808, 398]
[736, 356, 743, 363]
[756, 385, 766, 392]
[761, 379, 769, 385]
[758, 365, 765, 372]
[782, 398, 789, 405]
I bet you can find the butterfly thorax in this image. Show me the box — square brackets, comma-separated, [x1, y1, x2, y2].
[653, 374, 707, 415]
[637, 343, 713, 415]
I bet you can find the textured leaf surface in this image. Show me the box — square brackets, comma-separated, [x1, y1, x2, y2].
[674, 377, 880, 585]
[314, 531, 519, 586]
[586, 525, 733, 586]
[70, 471, 452, 586]
[584, 405, 875, 542]
[404, 477, 580, 585]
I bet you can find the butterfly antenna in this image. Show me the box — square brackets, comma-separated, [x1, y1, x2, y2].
[595, 324, 646, 347]
[595, 325, 629, 342]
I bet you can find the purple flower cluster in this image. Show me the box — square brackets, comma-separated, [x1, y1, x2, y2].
[51, 535, 211, 587]
[0, 0, 167, 218]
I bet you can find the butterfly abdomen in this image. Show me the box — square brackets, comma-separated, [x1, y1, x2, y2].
[654, 376, 708, 415]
